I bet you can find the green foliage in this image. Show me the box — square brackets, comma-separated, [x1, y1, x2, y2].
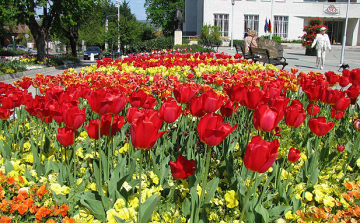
[145, 0, 183, 36]
[173, 44, 214, 53]
[0, 49, 30, 56]
[261, 35, 282, 43]
[199, 24, 222, 46]
[127, 37, 174, 54]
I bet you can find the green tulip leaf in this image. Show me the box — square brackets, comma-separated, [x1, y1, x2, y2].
[140, 194, 161, 223]
[4, 160, 14, 174]
[255, 204, 269, 223]
[80, 192, 106, 221]
[204, 177, 219, 204]
[182, 197, 191, 216]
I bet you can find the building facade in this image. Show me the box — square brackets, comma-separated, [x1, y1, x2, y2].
[183, 0, 360, 46]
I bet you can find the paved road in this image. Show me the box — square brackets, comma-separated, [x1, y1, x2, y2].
[218, 45, 360, 73]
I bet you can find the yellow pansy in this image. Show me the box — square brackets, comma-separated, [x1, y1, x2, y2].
[50, 183, 63, 195]
[224, 190, 239, 208]
[305, 192, 313, 201]
[114, 198, 126, 212]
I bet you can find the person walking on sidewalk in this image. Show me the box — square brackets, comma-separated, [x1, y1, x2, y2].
[311, 27, 331, 70]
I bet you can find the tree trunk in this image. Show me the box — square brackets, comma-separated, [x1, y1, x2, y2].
[27, 18, 48, 64]
[62, 26, 79, 57]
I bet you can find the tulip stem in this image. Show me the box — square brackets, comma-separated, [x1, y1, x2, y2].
[73, 131, 77, 181]
[98, 118, 103, 196]
[239, 171, 256, 223]
[138, 150, 144, 223]
[195, 145, 212, 223]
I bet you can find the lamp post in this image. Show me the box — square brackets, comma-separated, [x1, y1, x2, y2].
[117, 0, 121, 56]
[340, 0, 350, 66]
[230, 0, 235, 50]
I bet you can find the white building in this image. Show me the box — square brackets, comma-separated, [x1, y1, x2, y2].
[183, 0, 360, 46]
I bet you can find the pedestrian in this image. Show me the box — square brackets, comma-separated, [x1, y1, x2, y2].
[244, 30, 258, 56]
[244, 28, 250, 38]
[311, 27, 331, 70]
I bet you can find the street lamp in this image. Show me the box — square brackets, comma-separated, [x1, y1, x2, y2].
[230, 0, 235, 50]
[340, 0, 350, 66]
[117, 0, 121, 55]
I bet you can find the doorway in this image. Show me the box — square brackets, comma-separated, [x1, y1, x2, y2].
[325, 20, 344, 45]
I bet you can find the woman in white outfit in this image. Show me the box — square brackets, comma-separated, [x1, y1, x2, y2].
[311, 27, 331, 70]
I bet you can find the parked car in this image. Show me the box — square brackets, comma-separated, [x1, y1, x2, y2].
[7, 44, 32, 52]
[83, 46, 103, 60]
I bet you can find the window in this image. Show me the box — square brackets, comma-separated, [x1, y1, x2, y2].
[274, 16, 289, 38]
[214, 14, 229, 36]
[244, 15, 259, 34]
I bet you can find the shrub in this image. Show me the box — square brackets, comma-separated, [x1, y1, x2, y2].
[127, 37, 174, 54]
[261, 35, 282, 43]
[173, 44, 214, 53]
[302, 18, 325, 49]
[199, 25, 222, 46]
[0, 49, 31, 56]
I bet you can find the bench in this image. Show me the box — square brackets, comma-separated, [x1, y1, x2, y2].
[249, 47, 288, 70]
[203, 40, 220, 52]
[234, 43, 254, 60]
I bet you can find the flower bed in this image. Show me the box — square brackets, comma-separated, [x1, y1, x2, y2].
[0, 50, 360, 222]
[0, 55, 81, 75]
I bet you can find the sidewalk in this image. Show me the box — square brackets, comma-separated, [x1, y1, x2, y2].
[218, 44, 360, 73]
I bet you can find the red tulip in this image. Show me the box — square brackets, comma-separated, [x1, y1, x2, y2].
[169, 154, 196, 179]
[56, 127, 76, 147]
[324, 71, 339, 87]
[220, 100, 239, 117]
[350, 68, 360, 84]
[130, 116, 168, 149]
[291, 68, 299, 74]
[268, 96, 290, 113]
[189, 96, 206, 117]
[224, 84, 246, 104]
[126, 107, 146, 124]
[308, 117, 335, 136]
[159, 98, 182, 123]
[107, 94, 127, 114]
[244, 87, 264, 110]
[128, 90, 148, 108]
[303, 85, 320, 102]
[285, 100, 306, 128]
[85, 119, 100, 140]
[288, 147, 301, 163]
[353, 118, 360, 130]
[337, 144, 345, 152]
[306, 103, 320, 116]
[345, 84, 360, 105]
[339, 75, 351, 88]
[142, 94, 158, 109]
[332, 97, 350, 112]
[64, 106, 86, 129]
[173, 83, 199, 104]
[253, 102, 283, 132]
[0, 107, 13, 120]
[201, 90, 224, 113]
[197, 113, 237, 147]
[85, 88, 112, 115]
[101, 114, 125, 137]
[1, 93, 19, 110]
[244, 135, 280, 173]
[331, 109, 344, 120]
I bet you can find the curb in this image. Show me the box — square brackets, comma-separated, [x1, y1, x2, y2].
[0, 63, 84, 82]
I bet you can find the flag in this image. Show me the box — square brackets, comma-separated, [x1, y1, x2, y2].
[264, 18, 268, 33]
[268, 19, 273, 33]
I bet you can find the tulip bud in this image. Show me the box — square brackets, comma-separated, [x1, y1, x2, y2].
[288, 147, 301, 163]
[353, 118, 360, 130]
[337, 145, 345, 152]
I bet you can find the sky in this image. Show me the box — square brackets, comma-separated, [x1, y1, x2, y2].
[114, 0, 147, 21]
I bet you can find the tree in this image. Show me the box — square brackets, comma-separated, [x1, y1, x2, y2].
[51, 0, 98, 57]
[145, 0, 183, 36]
[0, 0, 63, 63]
